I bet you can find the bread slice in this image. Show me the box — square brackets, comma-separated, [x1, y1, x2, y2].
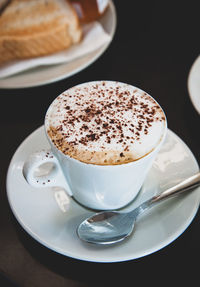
[0, 0, 82, 65]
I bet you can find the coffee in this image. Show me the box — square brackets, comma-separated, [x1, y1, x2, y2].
[25, 81, 167, 209]
[45, 81, 166, 165]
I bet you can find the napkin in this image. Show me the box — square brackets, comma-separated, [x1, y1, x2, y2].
[0, 22, 111, 79]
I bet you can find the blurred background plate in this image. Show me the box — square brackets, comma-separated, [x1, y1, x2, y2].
[188, 55, 200, 114]
[0, 1, 116, 89]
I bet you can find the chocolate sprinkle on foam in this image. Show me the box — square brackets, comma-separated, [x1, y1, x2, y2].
[46, 81, 166, 165]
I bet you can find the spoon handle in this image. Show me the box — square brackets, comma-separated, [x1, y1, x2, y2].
[151, 172, 200, 203]
[130, 172, 200, 218]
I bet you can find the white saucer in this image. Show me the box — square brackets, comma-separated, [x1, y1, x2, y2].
[0, 1, 116, 89]
[188, 55, 200, 114]
[6, 126, 200, 263]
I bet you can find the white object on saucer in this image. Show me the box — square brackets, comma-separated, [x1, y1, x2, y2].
[0, 1, 116, 89]
[188, 55, 200, 114]
[6, 126, 200, 262]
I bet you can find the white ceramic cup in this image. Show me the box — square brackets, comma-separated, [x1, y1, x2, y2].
[23, 83, 167, 210]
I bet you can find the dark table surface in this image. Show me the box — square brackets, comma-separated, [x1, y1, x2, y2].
[1, 1, 200, 286]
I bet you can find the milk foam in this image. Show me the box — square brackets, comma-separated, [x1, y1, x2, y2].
[46, 81, 166, 163]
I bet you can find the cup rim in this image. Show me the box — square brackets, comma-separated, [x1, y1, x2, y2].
[44, 80, 168, 168]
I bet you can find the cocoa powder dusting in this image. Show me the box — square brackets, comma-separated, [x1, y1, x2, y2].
[47, 82, 166, 158]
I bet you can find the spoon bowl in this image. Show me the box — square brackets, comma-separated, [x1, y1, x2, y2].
[77, 211, 136, 244]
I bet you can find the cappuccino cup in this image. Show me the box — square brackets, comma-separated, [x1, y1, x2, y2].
[24, 81, 167, 210]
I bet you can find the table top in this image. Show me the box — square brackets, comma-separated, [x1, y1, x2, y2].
[0, 1, 200, 286]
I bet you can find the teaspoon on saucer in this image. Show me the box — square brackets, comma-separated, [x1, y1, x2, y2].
[77, 172, 200, 245]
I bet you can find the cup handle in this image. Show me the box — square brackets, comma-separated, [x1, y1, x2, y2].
[23, 149, 73, 196]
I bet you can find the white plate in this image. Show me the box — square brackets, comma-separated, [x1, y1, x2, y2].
[188, 55, 200, 114]
[6, 126, 200, 263]
[0, 1, 116, 89]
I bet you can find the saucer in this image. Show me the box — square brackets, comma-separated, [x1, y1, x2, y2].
[6, 126, 200, 263]
[0, 1, 116, 89]
[188, 55, 200, 114]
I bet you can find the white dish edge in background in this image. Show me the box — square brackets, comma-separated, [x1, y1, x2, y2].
[6, 126, 200, 263]
[0, 1, 116, 89]
[188, 55, 200, 114]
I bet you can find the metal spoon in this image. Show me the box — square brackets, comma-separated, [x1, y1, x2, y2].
[77, 173, 200, 245]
